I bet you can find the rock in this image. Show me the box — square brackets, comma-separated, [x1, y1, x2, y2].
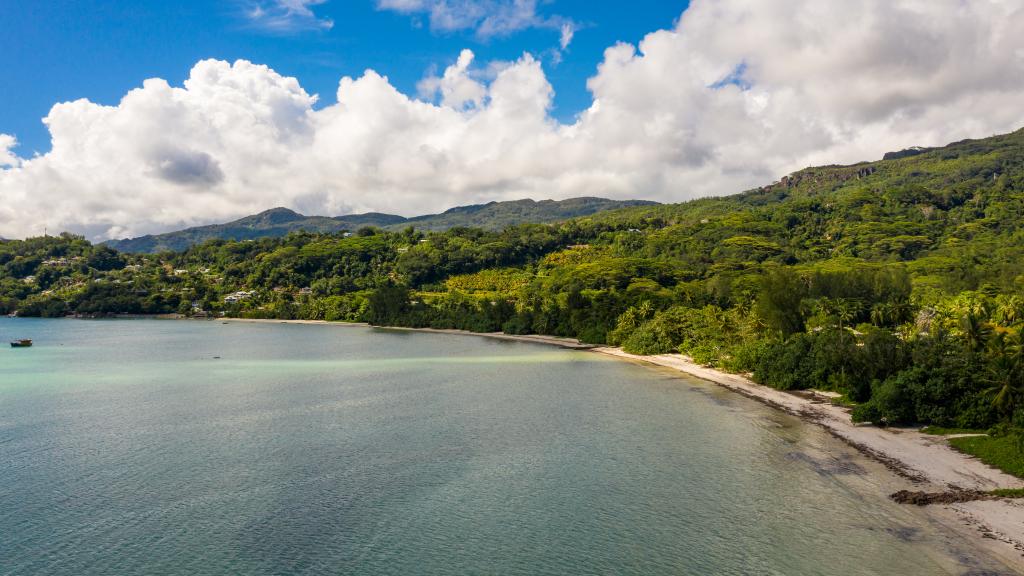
[890, 489, 994, 505]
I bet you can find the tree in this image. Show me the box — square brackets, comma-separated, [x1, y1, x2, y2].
[756, 268, 807, 336]
[959, 312, 992, 357]
[366, 283, 411, 325]
[86, 246, 126, 271]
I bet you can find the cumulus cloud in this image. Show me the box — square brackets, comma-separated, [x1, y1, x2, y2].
[151, 149, 225, 186]
[416, 49, 489, 109]
[3, 0, 1024, 240]
[244, 0, 333, 32]
[0, 135, 19, 168]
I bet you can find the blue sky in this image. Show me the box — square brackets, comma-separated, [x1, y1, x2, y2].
[2, 0, 688, 155]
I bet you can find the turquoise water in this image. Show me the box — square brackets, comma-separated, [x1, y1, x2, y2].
[0, 318, 1015, 575]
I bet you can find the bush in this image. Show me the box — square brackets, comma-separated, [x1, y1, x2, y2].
[501, 314, 534, 335]
[577, 325, 608, 345]
[851, 372, 917, 424]
[720, 338, 774, 373]
[851, 402, 883, 424]
[751, 334, 813, 390]
[622, 322, 675, 355]
[686, 341, 724, 366]
[17, 296, 69, 317]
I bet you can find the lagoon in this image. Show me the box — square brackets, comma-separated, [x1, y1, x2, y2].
[0, 318, 1013, 575]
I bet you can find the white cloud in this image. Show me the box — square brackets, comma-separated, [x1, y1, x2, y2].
[0, 135, 19, 168]
[417, 49, 489, 109]
[377, 0, 571, 41]
[559, 22, 574, 50]
[3, 0, 1024, 240]
[244, 0, 333, 32]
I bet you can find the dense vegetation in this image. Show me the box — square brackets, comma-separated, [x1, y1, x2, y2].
[6, 128, 1024, 462]
[105, 197, 656, 253]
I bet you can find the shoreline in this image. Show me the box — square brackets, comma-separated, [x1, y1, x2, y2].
[592, 347, 1024, 567]
[31, 316, 1024, 567]
[236, 319, 1024, 566]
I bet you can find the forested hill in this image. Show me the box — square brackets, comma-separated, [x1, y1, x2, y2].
[6, 127, 1024, 455]
[104, 209, 405, 253]
[400, 197, 658, 231]
[566, 126, 1024, 294]
[105, 197, 658, 253]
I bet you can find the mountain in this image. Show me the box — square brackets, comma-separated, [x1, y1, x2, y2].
[105, 197, 657, 253]
[401, 197, 657, 231]
[102, 208, 404, 253]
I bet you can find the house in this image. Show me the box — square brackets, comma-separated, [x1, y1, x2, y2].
[41, 256, 82, 267]
[224, 290, 255, 303]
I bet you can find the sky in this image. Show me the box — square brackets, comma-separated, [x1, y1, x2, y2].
[1, 0, 1024, 240]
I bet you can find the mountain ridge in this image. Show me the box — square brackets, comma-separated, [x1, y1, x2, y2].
[105, 197, 657, 253]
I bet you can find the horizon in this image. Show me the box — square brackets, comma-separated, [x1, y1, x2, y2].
[3, 1, 1024, 241]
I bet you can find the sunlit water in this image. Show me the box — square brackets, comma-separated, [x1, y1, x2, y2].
[0, 318, 1016, 575]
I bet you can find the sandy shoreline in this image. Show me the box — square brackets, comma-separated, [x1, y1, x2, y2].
[182, 318, 1024, 566]
[591, 347, 1024, 566]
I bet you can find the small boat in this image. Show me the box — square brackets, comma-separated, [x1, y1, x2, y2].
[10, 339, 33, 348]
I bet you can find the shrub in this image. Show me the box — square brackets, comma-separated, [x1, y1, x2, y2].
[622, 322, 675, 355]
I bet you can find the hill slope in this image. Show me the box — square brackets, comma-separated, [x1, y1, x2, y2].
[105, 197, 657, 253]
[402, 197, 657, 231]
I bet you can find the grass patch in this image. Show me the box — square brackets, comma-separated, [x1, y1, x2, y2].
[920, 426, 985, 436]
[830, 396, 857, 408]
[990, 488, 1024, 498]
[949, 435, 1024, 479]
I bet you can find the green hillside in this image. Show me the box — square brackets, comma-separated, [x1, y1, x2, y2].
[105, 197, 657, 253]
[401, 197, 658, 231]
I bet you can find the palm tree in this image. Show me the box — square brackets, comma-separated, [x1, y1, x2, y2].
[889, 298, 913, 325]
[617, 308, 639, 331]
[983, 331, 1024, 417]
[994, 295, 1023, 326]
[636, 300, 654, 321]
[805, 297, 836, 327]
[835, 298, 862, 331]
[1006, 329, 1024, 373]
[870, 303, 888, 327]
[960, 311, 992, 356]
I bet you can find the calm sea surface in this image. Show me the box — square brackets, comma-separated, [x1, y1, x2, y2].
[0, 318, 1015, 575]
